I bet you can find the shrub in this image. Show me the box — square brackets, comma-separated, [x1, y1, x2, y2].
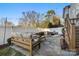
[7, 37, 12, 45]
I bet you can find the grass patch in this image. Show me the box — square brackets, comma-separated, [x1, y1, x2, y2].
[0, 47, 25, 56]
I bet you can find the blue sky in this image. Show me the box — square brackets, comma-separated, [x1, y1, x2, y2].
[0, 3, 70, 25]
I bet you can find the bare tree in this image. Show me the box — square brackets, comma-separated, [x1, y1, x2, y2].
[19, 11, 40, 28]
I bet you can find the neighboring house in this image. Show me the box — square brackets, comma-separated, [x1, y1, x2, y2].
[18, 21, 29, 28]
[63, 4, 79, 19]
[4, 21, 14, 27]
[18, 21, 36, 28]
[63, 3, 79, 26]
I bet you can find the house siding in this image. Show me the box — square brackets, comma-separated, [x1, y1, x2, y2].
[69, 4, 79, 19]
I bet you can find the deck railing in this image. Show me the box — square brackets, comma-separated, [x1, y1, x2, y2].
[65, 18, 76, 51]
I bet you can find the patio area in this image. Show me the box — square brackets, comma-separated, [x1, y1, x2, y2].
[11, 35, 76, 56]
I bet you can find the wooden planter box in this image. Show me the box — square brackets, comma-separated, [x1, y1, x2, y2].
[11, 36, 41, 56]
